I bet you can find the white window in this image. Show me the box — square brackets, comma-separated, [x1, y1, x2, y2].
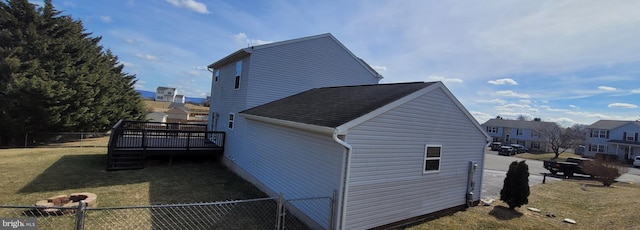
[214, 69, 219, 83]
[592, 130, 607, 138]
[423, 145, 441, 173]
[486, 127, 497, 133]
[626, 133, 636, 142]
[234, 61, 242, 90]
[517, 129, 523, 136]
[228, 113, 235, 130]
[590, 144, 605, 152]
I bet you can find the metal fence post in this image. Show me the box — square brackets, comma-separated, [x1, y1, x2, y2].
[330, 191, 337, 230]
[275, 193, 284, 230]
[75, 201, 87, 230]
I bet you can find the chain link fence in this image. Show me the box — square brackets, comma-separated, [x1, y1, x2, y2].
[2, 132, 111, 148]
[0, 195, 334, 230]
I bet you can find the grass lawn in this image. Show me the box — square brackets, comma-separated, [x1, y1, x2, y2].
[0, 147, 265, 206]
[407, 180, 640, 229]
[0, 142, 272, 229]
[516, 152, 582, 161]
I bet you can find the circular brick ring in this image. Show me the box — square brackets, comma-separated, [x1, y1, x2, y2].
[34, 192, 98, 215]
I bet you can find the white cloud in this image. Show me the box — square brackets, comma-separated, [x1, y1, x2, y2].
[371, 65, 387, 72]
[100, 16, 112, 23]
[470, 111, 493, 124]
[487, 78, 518, 85]
[519, 99, 531, 104]
[119, 61, 137, 67]
[428, 75, 463, 83]
[608, 103, 638, 109]
[165, 0, 209, 14]
[569, 105, 577, 108]
[540, 105, 569, 112]
[193, 66, 209, 71]
[631, 88, 640, 94]
[136, 54, 160, 61]
[476, 99, 507, 104]
[233, 32, 273, 46]
[495, 90, 530, 98]
[565, 111, 610, 119]
[598, 86, 618, 92]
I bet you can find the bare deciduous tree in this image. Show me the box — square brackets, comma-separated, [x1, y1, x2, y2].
[535, 123, 584, 159]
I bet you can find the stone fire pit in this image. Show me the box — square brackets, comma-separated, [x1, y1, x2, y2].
[34, 192, 97, 215]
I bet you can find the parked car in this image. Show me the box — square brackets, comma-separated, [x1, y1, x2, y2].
[490, 142, 502, 151]
[510, 144, 527, 154]
[543, 157, 593, 177]
[634, 156, 640, 168]
[498, 146, 516, 156]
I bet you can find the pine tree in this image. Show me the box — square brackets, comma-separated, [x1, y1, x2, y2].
[500, 160, 530, 210]
[0, 0, 145, 145]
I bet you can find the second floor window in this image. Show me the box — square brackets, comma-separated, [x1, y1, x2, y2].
[234, 61, 242, 90]
[214, 69, 219, 83]
[228, 113, 235, 130]
[591, 130, 607, 138]
[486, 127, 497, 133]
[517, 129, 523, 136]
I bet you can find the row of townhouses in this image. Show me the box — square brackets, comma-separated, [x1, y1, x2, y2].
[481, 118, 640, 162]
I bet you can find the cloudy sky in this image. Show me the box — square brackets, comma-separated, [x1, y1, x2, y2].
[43, 0, 640, 125]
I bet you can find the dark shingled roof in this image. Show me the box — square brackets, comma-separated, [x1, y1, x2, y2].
[240, 82, 435, 128]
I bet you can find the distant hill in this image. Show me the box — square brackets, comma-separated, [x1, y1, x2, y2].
[136, 90, 206, 104]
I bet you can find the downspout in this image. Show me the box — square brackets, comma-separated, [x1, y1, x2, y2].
[333, 129, 352, 230]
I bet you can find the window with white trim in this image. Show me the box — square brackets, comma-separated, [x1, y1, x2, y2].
[590, 144, 605, 152]
[517, 129, 523, 136]
[214, 69, 219, 83]
[626, 133, 636, 142]
[423, 145, 441, 173]
[592, 130, 607, 138]
[228, 113, 235, 130]
[486, 126, 498, 133]
[234, 61, 242, 90]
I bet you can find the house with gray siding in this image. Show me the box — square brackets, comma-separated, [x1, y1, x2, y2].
[584, 120, 640, 162]
[481, 118, 556, 152]
[207, 34, 489, 229]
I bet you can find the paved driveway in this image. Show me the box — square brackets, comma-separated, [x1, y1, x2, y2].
[481, 149, 640, 199]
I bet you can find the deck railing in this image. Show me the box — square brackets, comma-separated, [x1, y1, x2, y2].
[109, 120, 224, 150]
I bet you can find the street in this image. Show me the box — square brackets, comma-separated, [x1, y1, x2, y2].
[481, 149, 640, 199]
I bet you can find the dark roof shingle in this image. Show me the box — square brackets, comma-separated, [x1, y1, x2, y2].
[241, 82, 435, 128]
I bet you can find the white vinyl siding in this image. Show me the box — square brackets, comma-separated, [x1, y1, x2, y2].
[226, 120, 343, 229]
[343, 88, 487, 230]
[245, 36, 380, 108]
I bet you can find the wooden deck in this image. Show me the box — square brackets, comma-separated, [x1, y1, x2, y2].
[107, 120, 225, 171]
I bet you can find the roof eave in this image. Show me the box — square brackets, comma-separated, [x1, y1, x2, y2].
[241, 113, 336, 135]
[207, 48, 252, 69]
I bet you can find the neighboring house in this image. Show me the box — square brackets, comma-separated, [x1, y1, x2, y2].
[173, 94, 185, 104]
[481, 118, 556, 152]
[207, 33, 489, 229]
[584, 120, 640, 162]
[165, 103, 189, 123]
[156, 87, 177, 102]
[146, 112, 167, 123]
